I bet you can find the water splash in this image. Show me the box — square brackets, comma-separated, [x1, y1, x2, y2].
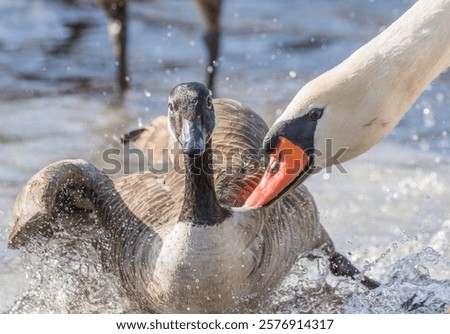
[7, 236, 450, 314]
[260, 250, 372, 314]
[8, 227, 137, 314]
[343, 247, 450, 313]
[256, 247, 449, 314]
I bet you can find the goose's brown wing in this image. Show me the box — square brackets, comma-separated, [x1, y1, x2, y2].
[95, 172, 182, 296]
[8, 159, 110, 249]
[210, 99, 268, 206]
[121, 115, 175, 166]
[106, 171, 183, 230]
[8, 158, 180, 248]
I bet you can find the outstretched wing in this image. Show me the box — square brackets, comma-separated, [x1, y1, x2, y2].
[8, 159, 110, 249]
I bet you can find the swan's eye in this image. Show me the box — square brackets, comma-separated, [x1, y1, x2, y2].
[308, 108, 324, 121]
[206, 97, 213, 110]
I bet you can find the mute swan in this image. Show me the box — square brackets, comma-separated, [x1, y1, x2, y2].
[96, 0, 221, 93]
[9, 82, 378, 313]
[246, 0, 450, 207]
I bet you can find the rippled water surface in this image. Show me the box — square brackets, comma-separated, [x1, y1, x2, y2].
[0, 0, 449, 313]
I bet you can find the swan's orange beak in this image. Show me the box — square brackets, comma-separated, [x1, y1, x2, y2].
[245, 137, 310, 207]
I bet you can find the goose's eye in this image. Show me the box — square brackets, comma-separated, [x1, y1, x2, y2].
[206, 97, 213, 109]
[168, 103, 173, 112]
[308, 108, 324, 121]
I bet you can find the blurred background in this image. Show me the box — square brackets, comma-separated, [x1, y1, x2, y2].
[0, 0, 449, 313]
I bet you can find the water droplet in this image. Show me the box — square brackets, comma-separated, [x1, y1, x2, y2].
[435, 92, 445, 102]
[288, 71, 297, 78]
[144, 90, 151, 98]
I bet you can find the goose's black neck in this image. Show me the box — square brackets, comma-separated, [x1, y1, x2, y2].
[179, 142, 230, 226]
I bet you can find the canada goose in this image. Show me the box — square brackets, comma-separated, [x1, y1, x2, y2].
[96, 0, 221, 93]
[245, 0, 450, 207]
[9, 82, 378, 312]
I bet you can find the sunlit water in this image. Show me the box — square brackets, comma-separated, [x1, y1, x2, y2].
[0, 0, 448, 313]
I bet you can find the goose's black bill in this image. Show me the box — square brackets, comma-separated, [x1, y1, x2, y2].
[180, 118, 206, 156]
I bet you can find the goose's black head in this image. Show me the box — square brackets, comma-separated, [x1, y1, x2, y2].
[168, 82, 217, 157]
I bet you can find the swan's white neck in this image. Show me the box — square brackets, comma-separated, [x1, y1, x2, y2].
[337, 0, 450, 103]
[280, 0, 450, 165]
